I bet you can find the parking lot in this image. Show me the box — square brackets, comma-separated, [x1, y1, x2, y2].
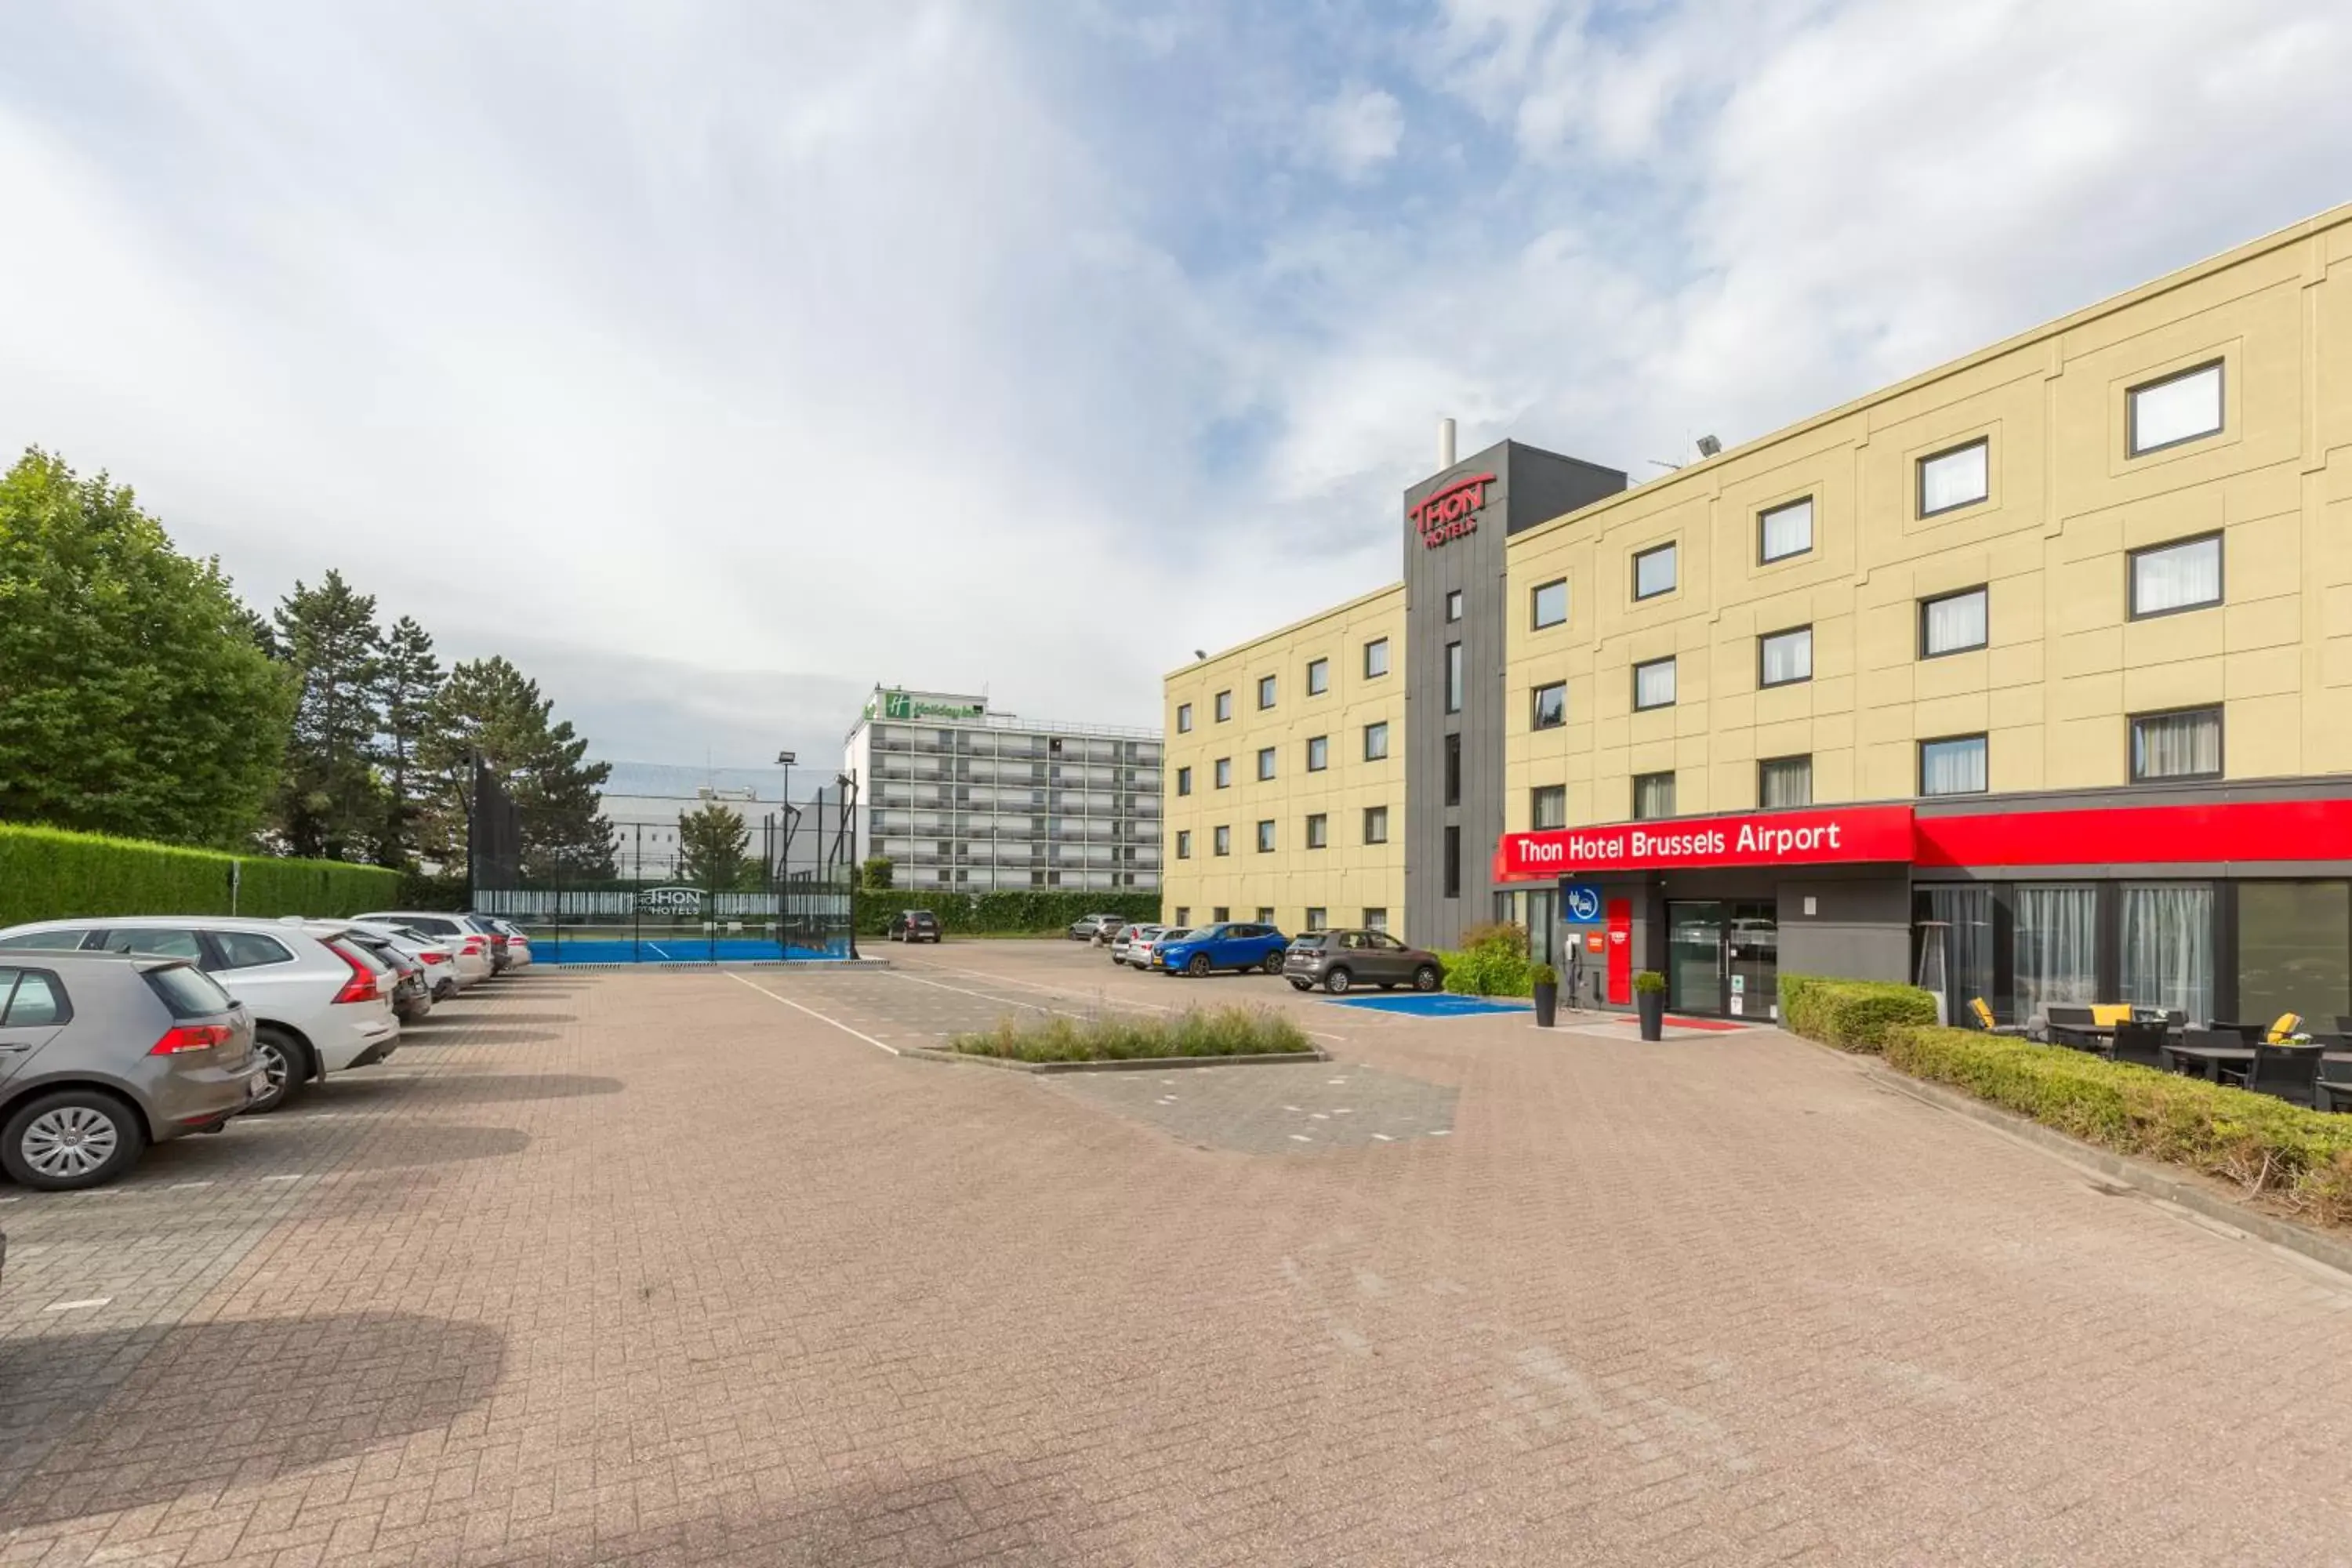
[4, 941, 2351, 1566]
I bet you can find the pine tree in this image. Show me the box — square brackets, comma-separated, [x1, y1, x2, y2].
[677, 800, 751, 890]
[270, 571, 388, 861]
[419, 656, 615, 882]
[374, 615, 443, 868]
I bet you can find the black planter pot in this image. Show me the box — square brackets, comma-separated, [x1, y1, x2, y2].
[1533, 982, 1558, 1028]
[1635, 989, 1666, 1041]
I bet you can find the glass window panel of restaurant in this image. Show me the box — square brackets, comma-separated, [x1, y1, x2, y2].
[2012, 884, 2098, 1022]
[1917, 885, 1996, 1022]
[2236, 881, 2351, 1030]
[2119, 883, 2216, 1024]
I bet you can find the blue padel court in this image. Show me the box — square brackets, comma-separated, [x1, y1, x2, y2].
[538, 937, 854, 965]
[1330, 993, 1530, 1018]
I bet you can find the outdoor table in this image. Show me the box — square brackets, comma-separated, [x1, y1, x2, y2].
[2159, 1044, 2352, 1081]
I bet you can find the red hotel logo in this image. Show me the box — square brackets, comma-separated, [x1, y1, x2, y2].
[1494, 804, 1917, 880]
[1410, 472, 1495, 549]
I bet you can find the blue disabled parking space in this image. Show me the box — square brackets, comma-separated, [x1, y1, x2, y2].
[1329, 993, 1530, 1018]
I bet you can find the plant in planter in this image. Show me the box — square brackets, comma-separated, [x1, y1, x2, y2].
[1632, 969, 1668, 1040]
[1530, 962, 1560, 1028]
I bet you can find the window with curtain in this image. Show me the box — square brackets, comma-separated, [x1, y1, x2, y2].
[1920, 586, 1988, 656]
[1918, 439, 1989, 516]
[2129, 361, 2223, 455]
[1214, 690, 1232, 720]
[1532, 579, 1567, 628]
[1257, 747, 1276, 780]
[1256, 820, 1275, 852]
[1919, 735, 1987, 796]
[2131, 707, 2221, 782]
[1305, 813, 1327, 849]
[2013, 884, 2097, 1022]
[1444, 590, 1463, 622]
[1632, 771, 1675, 820]
[1759, 756, 1812, 808]
[1213, 826, 1231, 856]
[1918, 885, 1996, 1017]
[1759, 626, 1813, 688]
[1258, 674, 1277, 708]
[2237, 881, 2350, 1028]
[1633, 657, 1676, 710]
[1214, 757, 1231, 788]
[1306, 658, 1329, 695]
[1364, 638, 1389, 677]
[1634, 542, 1677, 600]
[1759, 497, 1812, 562]
[2129, 535, 2222, 618]
[1363, 806, 1388, 843]
[1445, 641, 1463, 713]
[1306, 735, 1328, 771]
[1363, 722, 1389, 760]
[1532, 681, 1566, 729]
[2120, 884, 2214, 1022]
[1531, 785, 1566, 829]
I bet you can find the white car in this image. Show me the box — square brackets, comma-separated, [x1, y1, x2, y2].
[344, 919, 473, 999]
[351, 912, 499, 983]
[482, 918, 535, 968]
[1111, 924, 1162, 964]
[1127, 927, 1183, 970]
[0, 915, 401, 1113]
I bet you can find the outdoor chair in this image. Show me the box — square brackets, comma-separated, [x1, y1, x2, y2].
[2265, 1012, 2306, 1044]
[2172, 1028, 2241, 1075]
[2090, 1004, 2133, 1027]
[1968, 997, 2029, 1037]
[2045, 1005, 2099, 1050]
[2217, 1043, 2325, 1107]
[2107, 1021, 2169, 1069]
[2333, 1015, 2352, 1038]
[2319, 1081, 2352, 1116]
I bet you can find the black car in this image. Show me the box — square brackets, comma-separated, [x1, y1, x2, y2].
[887, 909, 942, 943]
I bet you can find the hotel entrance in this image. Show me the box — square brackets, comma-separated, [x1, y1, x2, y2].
[1666, 901, 1780, 1019]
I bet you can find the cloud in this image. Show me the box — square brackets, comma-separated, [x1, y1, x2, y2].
[1314, 85, 1406, 178]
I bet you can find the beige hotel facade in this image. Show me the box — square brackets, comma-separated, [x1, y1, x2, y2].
[1164, 202, 2352, 1029]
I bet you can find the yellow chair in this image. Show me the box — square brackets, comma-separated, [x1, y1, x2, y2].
[2090, 1004, 2132, 1027]
[1969, 997, 1998, 1030]
[2266, 1012, 2304, 1043]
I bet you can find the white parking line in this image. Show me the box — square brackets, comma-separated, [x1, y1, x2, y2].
[45, 1298, 111, 1312]
[168, 1181, 214, 1190]
[260, 1174, 303, 1183]
[727, 973, 899, 1055]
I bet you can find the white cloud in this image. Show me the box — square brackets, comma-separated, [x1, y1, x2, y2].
[1315, 85, 1406, 178]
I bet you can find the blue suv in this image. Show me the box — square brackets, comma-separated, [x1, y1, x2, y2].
[1155, 922, 1289, 978]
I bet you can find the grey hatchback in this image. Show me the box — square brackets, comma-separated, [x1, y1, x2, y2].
[0, 953, 263, 1190]
[1283, 930, 1445, 995]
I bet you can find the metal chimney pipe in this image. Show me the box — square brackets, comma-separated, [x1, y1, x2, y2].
[1438, 417, 1457, 470]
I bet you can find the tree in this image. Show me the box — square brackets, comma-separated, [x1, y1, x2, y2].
[374, 615, 443, 868]
[0, 449, 292, 845]
[418, 656, 614, 880]
[861, 854, 895, 891]
[270, 570, 387, 861]
[677, 801, 751, 890]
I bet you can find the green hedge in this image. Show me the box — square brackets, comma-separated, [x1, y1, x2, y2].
[1780, 974, 2352, 1229]
[0, 822, 401, 927]
[855, 888, 1160, 936]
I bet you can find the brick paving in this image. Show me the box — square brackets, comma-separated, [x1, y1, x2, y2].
[0, 944, 2349, 1564]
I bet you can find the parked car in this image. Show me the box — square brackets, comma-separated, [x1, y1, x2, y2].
[1154, 922, 1290, 977]
[483, 917, 535, 967]
[0, 917, 401, 1113]
[1069, 913, 1127, 942]
[1128, 927, 1184, 970]
[351, 912, 501, 982]
[1109, 924, 1160, 964]
[335, 924, 433, 1023]
[887, 909, 942, 943]
[0, 952, 265, 1190]
[1283, 930, 1445, 995]
[346, 920, 470, 1000]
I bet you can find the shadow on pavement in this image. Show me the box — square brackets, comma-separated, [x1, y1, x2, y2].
[325, 1073, 622, 1105]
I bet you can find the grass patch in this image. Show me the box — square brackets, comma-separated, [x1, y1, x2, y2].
[1780, 974, 2352, 1229]
[949, 1005, 1314, 1063]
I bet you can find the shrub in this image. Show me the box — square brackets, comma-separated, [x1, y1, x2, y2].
[1632, 969, 1667, 995]
[1443, 921, 1535, 996]
[0, 822, 400, 926]
[1777, 974, 1936, 1048]
[950, 1005, 1312, 1063]
[1530, 962, 1559, 988]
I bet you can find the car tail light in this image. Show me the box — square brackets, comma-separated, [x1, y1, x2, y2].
[151, 1022, 234, 1054]
[328, 942, 380, 1004]
[418, 949, 447, 965]
[462, 937, 485, 956]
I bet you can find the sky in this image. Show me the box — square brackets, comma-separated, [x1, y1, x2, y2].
[3, 0, 2349, 778]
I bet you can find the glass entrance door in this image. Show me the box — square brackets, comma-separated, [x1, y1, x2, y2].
[1668, 902, 1727, 1014]
[1726, 902, 1778, 1021]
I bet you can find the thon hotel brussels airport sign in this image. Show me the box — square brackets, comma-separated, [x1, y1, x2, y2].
[864, 689, 987, 723]
[1495, 805, 1917, 880]
[1410, 472, 1496, 549]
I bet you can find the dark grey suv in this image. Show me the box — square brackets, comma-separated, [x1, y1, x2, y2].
[1283, 930, 1445, 995]
[0, 953, 263, 1189]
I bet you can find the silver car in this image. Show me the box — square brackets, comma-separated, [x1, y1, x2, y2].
[0, 952, 263, 1190]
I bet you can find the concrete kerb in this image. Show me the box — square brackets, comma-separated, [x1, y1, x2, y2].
[903, 1046, 1331, 1075]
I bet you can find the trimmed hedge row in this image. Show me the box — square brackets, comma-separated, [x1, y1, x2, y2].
[857, 888, 1161, 936]
[0, 822, 401, 927]
[1780, 973, 2352, 1229]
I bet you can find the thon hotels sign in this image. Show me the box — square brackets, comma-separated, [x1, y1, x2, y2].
[1409, 471, 1497, 549]
[1494, 804, 1916, 880]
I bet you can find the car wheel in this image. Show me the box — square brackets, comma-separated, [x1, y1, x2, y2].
[1324, 967, 1352, 995]
[2, 1090, 146, 1191]
[245, 1029, 311, 1114]
[1289, 980, 1312, 992]
[1413, 964, 1441, 992]
[1261, 953, 1284, 975]
[1187, 954, 1210, 977]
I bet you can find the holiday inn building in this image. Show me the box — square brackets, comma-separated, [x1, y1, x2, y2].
[1163, 201, 2352, 1027]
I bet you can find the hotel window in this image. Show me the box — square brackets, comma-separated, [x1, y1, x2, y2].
[1305, 813, 1328, 849]
[2129, 534, 2222, 619]
[1531, 578, 1568, 629]
[1306, 735, 1328, 771]
[1632, 771, 1675, 821]
[1363, 806, 1388, 844]
[2131, 706, 2222, 782]
[1258, 673, 1277, 709]
[1758, 626, 1813, 688]
[1445, 641, 1463, 714]
[1214, 757, 1232, 789]
[1363, 907, 1389, 931]
[2129, 361, 2223, 456]
[1445, 590, 1464, 622]
[1174, 907, 1190, 926]
[1257, 746, 1276, 781]
[1531, 784, 1566, 830]
[1175, 830, 1192, 859]
[2013, 884, 2097, 1022]
[1213, 906, 1230, 922]
[1444, 733, 1461, 806]
[1305, 906, 1329, 931]
[1256, 819, 1276, 852]
[1443, 826, 1462, 898]
[2121, 883, 2215, 1022]
[1213, 825, 1231, 856]
[1918, 438, 1989, 517]
[2238, 882, 2352, 1029]
[1759, 755, 1813, 808]
[1176, 703, 1192, 733]
[1920, 586, 1988, 657]
[1306, 657, 1330, 695]
[1176, 766, 1192, 796]
[1364, 637, 1390, 678]
[1254, 906, 1276, 924]
[1214, 690, 1232, 722]
[1633, 656, 1676, 711]
[1919, 735, 1988, 797]
[1532, 681, 1566, 730]
[1363, 721, 1389, 760]
[1759, 497, 1813, 563]
[1633, 541, 1677, 601]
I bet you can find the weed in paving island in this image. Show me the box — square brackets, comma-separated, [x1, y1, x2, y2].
[951, 1004, 1312, 1063]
